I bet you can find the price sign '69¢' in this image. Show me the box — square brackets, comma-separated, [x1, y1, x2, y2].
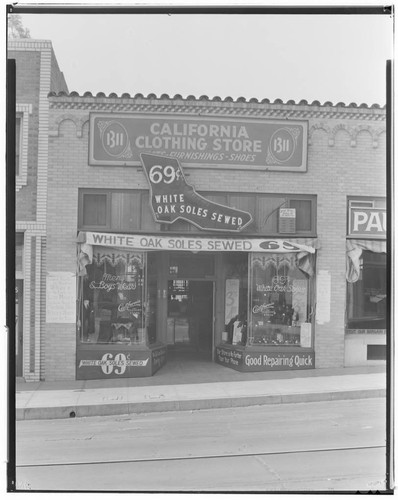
[140, 153, 253, 233]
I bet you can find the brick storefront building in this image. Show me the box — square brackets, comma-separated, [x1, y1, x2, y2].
[11, 39, 387, 382]
[10, 39, 68, 381]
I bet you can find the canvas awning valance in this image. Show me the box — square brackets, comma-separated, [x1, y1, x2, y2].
[346, 238, 386, 283]
[77, 231, 319, 276]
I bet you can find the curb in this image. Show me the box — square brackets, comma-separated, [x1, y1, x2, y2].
[16, 388, 386, 421]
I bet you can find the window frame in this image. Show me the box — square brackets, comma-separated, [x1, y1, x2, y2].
[78, 189, 317, 237]
[15, 104, 32, 191]
[79, 189, 112, 231]
[346, 250, 387, 330]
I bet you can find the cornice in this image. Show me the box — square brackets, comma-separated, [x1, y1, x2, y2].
[48, 92, 386, 122]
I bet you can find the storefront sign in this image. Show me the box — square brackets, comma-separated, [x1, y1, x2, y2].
[89, 113, 308, 171]
[84, 231, 316, 254]
[215, 346, 315, 371]
[348, 207, 386, 238]
[216, 347, 244, 368]
[76, 349, 153, 379]
[140, 153, 253, 232]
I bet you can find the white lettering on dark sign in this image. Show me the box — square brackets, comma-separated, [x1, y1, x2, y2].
[79, 353, 149, 375]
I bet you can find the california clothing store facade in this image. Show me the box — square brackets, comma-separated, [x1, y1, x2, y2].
[44, 92, 386, 381]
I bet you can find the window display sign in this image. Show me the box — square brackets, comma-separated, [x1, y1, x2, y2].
[84, 231, 316, 254]
[140, 153, 253, 232]
[215, 346, 314, 372]
[76, 349, 153, 379]
[279, 208, 296, 234]
[89, 113, 308, 171]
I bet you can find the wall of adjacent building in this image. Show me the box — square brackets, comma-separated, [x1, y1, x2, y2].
[10, 39, 68, 381]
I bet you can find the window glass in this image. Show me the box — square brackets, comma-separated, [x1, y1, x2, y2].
[223, 253, 248, 345]
[80, 252, 146, 344]
[111, 192, 141, 231]
[82, 194, 107, 226]
[248, 253, 313, 347]
[347, 251, 386, 329]
[289, 199, 312, 231]
[169, 253, 214, 277]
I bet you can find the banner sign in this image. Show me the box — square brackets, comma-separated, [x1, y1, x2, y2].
[348, 207, 386, 238]
[140, 153, 253, 232]
[76, 349, 153, 379]
[84, 231, 316, 254]
[215, 346, 315, 372]
[89, 113, 308, 171]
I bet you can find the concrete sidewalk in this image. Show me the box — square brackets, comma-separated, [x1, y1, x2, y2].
[15, 364, 387, 421]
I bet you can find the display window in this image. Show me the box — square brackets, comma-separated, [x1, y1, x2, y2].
[347, 251, 386, 329]
[78, 249, 149, 345]
[248, 253, 314, 347]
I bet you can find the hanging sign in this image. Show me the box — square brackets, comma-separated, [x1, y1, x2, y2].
[89, 113, 308, 171]
[84, 231, 316, 254]
[140, 153, 253, 232]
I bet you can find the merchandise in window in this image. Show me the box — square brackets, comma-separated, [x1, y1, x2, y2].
[248, 253, 313, 347]
[79, 251, 147, 345]
[347, 251, 386, 329]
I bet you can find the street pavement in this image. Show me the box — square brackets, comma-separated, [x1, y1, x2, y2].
[15, 361, 387, 421]
[15, 398, 388, 492]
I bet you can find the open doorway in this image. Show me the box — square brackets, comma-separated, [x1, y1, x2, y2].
[167, 280, 213, 357]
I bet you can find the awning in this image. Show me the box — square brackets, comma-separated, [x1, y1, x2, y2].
[346, 238, 386, 283]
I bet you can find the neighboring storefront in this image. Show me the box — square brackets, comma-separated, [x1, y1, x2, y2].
[345, 197, 387, 365]
[43, 91, 386, 381]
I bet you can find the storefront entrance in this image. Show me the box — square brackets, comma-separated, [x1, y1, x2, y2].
[167, 280, 214, 357]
